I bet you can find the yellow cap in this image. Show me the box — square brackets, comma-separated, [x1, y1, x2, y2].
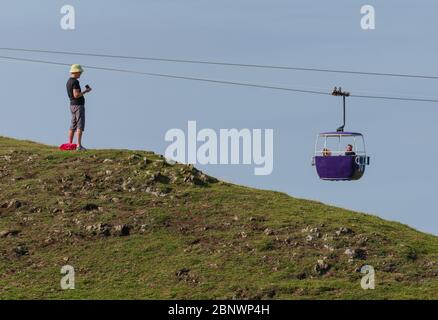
[70, 64, 84, 73]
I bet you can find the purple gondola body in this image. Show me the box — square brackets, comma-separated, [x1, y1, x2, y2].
[315, 155, 365, 181]
[313, 132, 370, 181]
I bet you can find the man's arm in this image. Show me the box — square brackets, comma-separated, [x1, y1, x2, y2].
[73, 87, 92, 99]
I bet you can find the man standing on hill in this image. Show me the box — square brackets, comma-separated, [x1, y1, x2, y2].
[66, 64, 92, 151]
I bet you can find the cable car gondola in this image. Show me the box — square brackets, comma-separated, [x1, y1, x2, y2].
[312, 88, 370, 181]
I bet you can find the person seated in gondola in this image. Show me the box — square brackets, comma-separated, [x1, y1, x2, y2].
[345, 144, 356, 156]
[322, 148, 332, 156]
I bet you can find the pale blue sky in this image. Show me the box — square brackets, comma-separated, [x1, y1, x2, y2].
[1, 1, 437, 234]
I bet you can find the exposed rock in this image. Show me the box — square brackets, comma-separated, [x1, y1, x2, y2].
[7, 199, 22, 209]
[0, 229, 21, 238]
[264, 228, 274, 236]
[424, 261, 436, 268]
[344, 248, 367, 260]
[29, 207, 42, 214]
[44, 236, 55, 245]
[144, 186, 167, 197]
[128, 154, 142, 161]
[83, 203, 99, 211]
[302, 226, 321, 240]
[314, 259, 330, 275]
[198, 173, 210, 183]
[176, 268, 190, 277]
[14, 245, 29, 257]
[356, 234, 369, 246]
[248, 216, 266, 222]
[85, 223, 111, 237]
[114, 224, 130, 236]
[353, 248, 367, 259]
[336, 227, 353, 236]
[139, 224, 148, 233]
[180, 166, 215, 186]
[121, 179, 132, 191]
[175, 268, 198, 284]
[128, 153, 143, 161]
[151, 172, 170, 184]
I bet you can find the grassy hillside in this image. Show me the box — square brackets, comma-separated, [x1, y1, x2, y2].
[0, 136, 437, 299]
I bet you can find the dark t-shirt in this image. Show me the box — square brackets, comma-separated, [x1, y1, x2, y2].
[66, 78, 85, 105]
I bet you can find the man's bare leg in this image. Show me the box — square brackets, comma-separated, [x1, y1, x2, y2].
[68, 129, 75, 144]
[77, 129, 83, 147]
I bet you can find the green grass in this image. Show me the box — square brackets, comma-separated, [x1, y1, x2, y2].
[0, 136, 437, 299]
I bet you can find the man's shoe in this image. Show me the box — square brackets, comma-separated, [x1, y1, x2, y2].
[76, 145, 87, 151]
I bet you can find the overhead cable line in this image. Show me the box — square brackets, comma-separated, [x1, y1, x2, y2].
[1, 47, 438, 81]
[1, 55, 438, 103]
[0, 55, 331, 96]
